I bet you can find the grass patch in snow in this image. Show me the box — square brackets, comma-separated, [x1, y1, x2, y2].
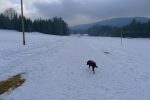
[0, 73, 25, 95]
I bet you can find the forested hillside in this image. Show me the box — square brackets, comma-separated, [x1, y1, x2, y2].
[88, 19, 150, 38]
[0, 8, 69, 35]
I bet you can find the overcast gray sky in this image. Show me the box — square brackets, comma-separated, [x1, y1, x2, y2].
[0, 0, 150, 26]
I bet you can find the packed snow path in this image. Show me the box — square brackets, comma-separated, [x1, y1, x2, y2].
[0, 30, 150, 100]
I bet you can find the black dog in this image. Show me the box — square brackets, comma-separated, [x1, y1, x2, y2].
[87, 60, 98, 74]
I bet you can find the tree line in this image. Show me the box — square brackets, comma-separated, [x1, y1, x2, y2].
[0, 8, 69, 35]
[88, 19, 150, 38]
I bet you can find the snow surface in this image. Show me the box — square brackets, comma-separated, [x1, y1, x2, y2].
[0, 30, 150, 100]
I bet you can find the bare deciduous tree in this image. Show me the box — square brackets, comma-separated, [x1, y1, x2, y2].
[3, 8, 17, 20]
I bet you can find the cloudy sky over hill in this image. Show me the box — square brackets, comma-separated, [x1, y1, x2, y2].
[0, 0, 150, 25]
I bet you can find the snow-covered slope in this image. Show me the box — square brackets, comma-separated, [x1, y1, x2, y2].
[0, 30, 150, 100]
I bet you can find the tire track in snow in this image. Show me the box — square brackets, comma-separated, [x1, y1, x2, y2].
[88, 38, 150, 83]
[83, 37, 150, 99]
[0, 37, 67, 79]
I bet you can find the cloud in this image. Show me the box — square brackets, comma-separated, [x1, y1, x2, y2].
[1, 0, 150, 25]
[0, 0, 13, 12]
[33, 0, 150, 25]
[34, 0, 81, 19]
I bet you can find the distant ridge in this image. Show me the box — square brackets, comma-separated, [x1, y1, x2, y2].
[70, 17, 150, 30]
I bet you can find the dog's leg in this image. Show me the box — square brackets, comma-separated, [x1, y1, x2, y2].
[93, 71, 95, 74]
[92, 67, 95, 74]
[89, 65, 90, 69]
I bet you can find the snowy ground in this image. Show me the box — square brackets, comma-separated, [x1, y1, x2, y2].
[0, 30, 150, 100]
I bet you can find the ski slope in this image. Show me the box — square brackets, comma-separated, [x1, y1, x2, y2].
[0, 30, 150, 100]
